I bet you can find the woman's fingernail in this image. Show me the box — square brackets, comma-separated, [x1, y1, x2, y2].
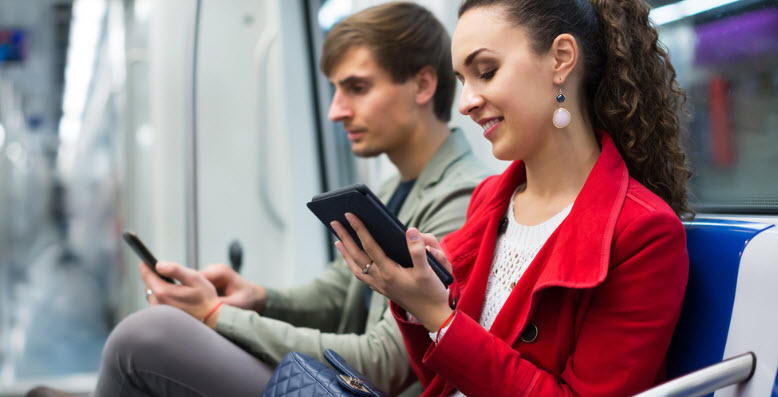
[344, 213, 355, 223]
[408, 229, 420, 241]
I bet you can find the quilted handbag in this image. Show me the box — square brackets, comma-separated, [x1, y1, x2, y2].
[262, 349, 388, 397]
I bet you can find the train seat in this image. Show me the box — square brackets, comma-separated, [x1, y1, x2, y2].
[636, 218, 776, 397]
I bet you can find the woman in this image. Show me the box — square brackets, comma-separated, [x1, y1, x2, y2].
[332, 0, 692, 395]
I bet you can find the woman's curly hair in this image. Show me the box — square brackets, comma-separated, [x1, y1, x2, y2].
[459, 0, 694, 219]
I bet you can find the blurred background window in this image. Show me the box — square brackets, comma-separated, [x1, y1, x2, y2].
[0, 0, 132, 390]
[649, 0, 778, 213]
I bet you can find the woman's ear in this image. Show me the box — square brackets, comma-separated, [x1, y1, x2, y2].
[414, 65, 438, 106]
[550, 33, 579, 86]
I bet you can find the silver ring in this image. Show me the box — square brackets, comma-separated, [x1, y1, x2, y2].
[362, 263, 371, 274]
[145, 289, 153, 300]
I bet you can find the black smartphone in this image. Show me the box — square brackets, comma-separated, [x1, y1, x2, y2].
[307, 184, 454, 287]
[122, 230, 176, 284]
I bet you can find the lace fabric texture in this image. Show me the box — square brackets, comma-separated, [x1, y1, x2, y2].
[479, 197, 572, 332]
[447, 188, 572, 397]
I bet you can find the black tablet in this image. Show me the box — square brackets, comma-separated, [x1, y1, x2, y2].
[307, 184, 454, 287]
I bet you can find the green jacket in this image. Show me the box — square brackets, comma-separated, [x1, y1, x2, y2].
[215, 130, 490, 395]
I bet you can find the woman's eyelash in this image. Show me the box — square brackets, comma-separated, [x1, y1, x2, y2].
[479, 70, 496, 80]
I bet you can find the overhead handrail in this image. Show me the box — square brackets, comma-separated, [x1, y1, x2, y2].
[633, 352, 756, 397]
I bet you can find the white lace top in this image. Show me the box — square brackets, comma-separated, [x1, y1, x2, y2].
[443, 187, 572, 397]
[477, 193, 572, 332]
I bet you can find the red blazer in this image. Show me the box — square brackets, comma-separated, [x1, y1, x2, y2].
[391, 131, 688, 397]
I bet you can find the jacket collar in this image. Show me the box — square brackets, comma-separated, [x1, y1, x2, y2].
[451, 130, 629, 344]
[415, 127, 474, 188]
[377, 128, 474, 222]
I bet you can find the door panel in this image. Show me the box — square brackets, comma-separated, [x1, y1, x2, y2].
[195, 0, 328, 286]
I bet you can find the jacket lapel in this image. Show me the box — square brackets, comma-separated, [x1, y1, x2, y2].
[452, 131, 630, 347]
[396, 129, 473, 225]
[449, 160, 526, 322]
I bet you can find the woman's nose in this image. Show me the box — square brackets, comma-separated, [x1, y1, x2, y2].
[458, 84, 484, 116]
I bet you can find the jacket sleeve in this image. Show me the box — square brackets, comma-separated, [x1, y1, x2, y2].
[390, 177, 495, 388]
[421, 210, 688, 397]
[391, 302, 438, 387]
[215, 300, 413, 396]
[213, 257, 415, 394]
[260, 256, 352, 331]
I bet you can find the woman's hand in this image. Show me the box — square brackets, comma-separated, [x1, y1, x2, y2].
[140, 261, 222, 328]
[332, 212, 454, 332]
[200, 263, 268, 313]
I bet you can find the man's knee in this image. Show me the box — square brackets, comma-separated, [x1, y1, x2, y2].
[102, 305, 195, 365]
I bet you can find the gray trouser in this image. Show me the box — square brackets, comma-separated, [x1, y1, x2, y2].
[92, 305, 274, 397]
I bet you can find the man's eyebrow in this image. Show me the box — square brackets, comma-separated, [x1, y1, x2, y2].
[337, 75, 372, 86]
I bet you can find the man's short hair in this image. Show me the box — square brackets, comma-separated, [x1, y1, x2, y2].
[320, 2, 456, 122]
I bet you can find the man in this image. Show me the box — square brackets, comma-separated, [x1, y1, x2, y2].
[28, 2, 490, 397]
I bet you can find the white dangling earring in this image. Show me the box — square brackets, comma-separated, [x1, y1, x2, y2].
[553, 88, 571, 128]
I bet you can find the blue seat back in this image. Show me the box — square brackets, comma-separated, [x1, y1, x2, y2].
[667, 219, 773, 383]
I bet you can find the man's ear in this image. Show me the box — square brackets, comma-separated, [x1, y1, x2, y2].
[414, 65, 438, 106]
[550, 33, 578, 86]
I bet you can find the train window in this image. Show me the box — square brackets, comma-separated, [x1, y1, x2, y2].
[312, 0, 778, 213]
[302, 0, 361, 193]
[651, 0, 778, 214]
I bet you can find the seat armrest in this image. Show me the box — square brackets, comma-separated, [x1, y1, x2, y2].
[633, 352, 756, 397]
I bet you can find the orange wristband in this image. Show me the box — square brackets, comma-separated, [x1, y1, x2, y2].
[435, 310, 457, 344]
[202, 301, 224, 323]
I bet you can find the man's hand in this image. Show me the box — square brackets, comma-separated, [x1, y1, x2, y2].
[139, 261, 222, 328]
[200, 263, 268, 314]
